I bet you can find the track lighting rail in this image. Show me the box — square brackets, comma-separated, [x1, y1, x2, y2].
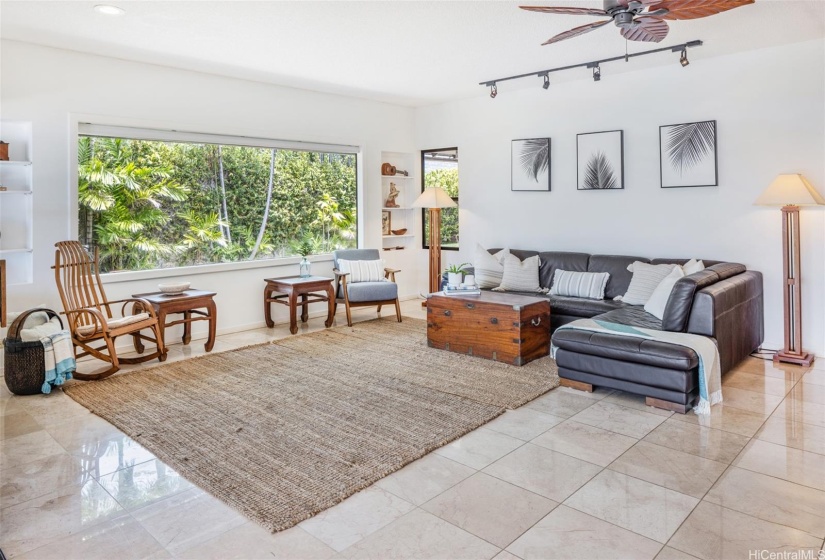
[480, 39, 702, 95]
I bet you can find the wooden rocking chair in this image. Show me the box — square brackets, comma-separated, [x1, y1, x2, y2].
[53, 241, 166, 380]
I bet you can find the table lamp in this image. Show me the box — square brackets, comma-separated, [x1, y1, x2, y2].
[412, 187, 457, 301]
[755, 173, 825, 366]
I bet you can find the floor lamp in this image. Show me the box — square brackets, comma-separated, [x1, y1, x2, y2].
[755, 173, 825, 366]
[412, 186, 457, 303]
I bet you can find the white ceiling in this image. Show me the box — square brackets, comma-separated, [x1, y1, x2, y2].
[1, 0, 823, 107]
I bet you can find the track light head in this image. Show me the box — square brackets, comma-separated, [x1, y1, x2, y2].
[680, 48, 689, 67]
[592, 65, 601, 82]
[490, 83, 498, 98]
[542, 74, 550, 90]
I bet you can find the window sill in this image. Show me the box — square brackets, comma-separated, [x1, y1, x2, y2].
[101, 254, 334, 284]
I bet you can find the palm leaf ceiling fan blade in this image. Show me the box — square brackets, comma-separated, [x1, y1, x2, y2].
[650, 0, 754, 20]
[620, 16, 669, 42]
[519, 6, 608, 16]
[543, 19, 612, 46]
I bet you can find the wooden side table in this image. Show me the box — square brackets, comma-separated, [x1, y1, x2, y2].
[132, 289, 217, 357]
[264, 276, 335, 335]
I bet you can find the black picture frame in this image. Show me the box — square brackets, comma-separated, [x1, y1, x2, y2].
[659, 120, 718, 188]
[511, 138, 551, 192]
[576, 130, 624, 190]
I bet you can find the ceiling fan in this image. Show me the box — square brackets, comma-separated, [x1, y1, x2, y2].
[521, 0, 753, 45]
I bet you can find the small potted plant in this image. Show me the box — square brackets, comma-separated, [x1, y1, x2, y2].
[445, 263, 471, 287]
[291, 237, 318, 278]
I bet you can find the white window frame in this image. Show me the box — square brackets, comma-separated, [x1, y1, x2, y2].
[72, 120, 364, 283]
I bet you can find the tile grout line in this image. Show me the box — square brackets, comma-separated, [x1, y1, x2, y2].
[661, 368, 819, 555]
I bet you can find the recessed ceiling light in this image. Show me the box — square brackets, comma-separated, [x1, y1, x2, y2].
[94, 4, 125, 16]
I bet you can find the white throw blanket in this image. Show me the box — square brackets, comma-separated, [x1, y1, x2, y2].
[553, 318, 722, 414]
[40, 331, 75, 394]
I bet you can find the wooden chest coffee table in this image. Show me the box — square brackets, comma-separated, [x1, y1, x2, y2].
[426, 291, 551, 366]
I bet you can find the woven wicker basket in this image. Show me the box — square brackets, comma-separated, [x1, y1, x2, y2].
[3, 308, 63, 396]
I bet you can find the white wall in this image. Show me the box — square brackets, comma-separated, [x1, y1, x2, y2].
[416, 39, 825, 356]
[0, 40, 419, 341]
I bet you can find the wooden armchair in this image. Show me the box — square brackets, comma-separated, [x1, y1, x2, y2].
[332, 249, 402, 327]
[52, 241, 166, 380]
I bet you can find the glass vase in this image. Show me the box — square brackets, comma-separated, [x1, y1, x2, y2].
[299, 257, 311, 278]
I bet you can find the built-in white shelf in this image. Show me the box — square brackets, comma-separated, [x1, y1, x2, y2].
[0, 161, 32, 166]
[381, 175, 415, 180]
[0, 190, 32, 195]
[382, 234, 414, 239]
[0, 248, 33, 255]
[382, 207, 414, 211]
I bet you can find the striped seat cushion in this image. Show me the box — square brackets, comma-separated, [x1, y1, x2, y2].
[338, 259, 385, 283]
[550, 270, 610, 300]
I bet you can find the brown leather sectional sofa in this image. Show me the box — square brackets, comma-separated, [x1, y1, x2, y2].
[481, 249, 764, 413]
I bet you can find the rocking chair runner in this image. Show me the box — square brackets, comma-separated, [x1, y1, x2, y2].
[52, 241, 166, 380]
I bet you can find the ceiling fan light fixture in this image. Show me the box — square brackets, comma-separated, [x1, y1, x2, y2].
[542, 74, 550, 89]
[680, 48, 689, 67]
[490, 83, 498, 99]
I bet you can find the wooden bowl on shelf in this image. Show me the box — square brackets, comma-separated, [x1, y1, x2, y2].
[391, 228, 408, 235]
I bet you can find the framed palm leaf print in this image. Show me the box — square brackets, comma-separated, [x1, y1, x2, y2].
[577, 130, 624, 190]
[511, 138, 551, 191]
[660, 120, 718, 188]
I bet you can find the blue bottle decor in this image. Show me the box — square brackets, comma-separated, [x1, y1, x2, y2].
[299, 257, 311, 278]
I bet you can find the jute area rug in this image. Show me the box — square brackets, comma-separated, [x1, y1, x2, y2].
[64, 317, 559, 532]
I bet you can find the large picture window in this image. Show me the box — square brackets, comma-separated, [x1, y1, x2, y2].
[77, 127, 358, 273]
[421, 148, 458, 250]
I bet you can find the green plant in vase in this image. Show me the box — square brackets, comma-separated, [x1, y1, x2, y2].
[291, 236, 318, 278]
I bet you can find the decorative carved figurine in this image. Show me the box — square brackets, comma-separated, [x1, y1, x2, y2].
[385, 183, 401, 208]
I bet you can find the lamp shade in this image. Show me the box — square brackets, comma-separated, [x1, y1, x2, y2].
[412, 187, 457, 209]
[755, 174, 825, 206]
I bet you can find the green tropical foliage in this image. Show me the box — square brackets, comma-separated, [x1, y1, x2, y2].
[423, 167, 459, 248]
[78, 137, 357, 272]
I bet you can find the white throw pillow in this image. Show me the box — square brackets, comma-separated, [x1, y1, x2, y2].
[338, 259, 385, 283]
[682, 259, 706, 275]
[550, 270, 610, 300]
[474, 244, 509, 289]
[495, 253, 543, 293]
[620, 262, 677, 305]
[644, 266, 685, 320]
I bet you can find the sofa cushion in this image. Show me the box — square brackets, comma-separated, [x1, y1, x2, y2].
[645, 266, 685, 320]
[548, 295, 626, 318]
[498, 253, 543, 292]
[552, 329, 699, 372]
[587, 255, 649, 300]
[549, 270, 609, 299]
[538, 251, 590, 290]
[620, 262, 677, 305]
[474, 245, 508, 289]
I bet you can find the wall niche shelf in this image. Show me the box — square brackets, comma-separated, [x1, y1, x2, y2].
[0, 120, 34, 286]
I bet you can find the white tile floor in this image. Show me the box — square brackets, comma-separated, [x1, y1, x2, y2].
[2, 299, 825, 559]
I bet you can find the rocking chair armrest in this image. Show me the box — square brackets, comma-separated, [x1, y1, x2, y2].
[108, 297, 159, 319]
[384, 267, 400, 282]
[64, 307, 109, 338]
[332, 269, 350, 278]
